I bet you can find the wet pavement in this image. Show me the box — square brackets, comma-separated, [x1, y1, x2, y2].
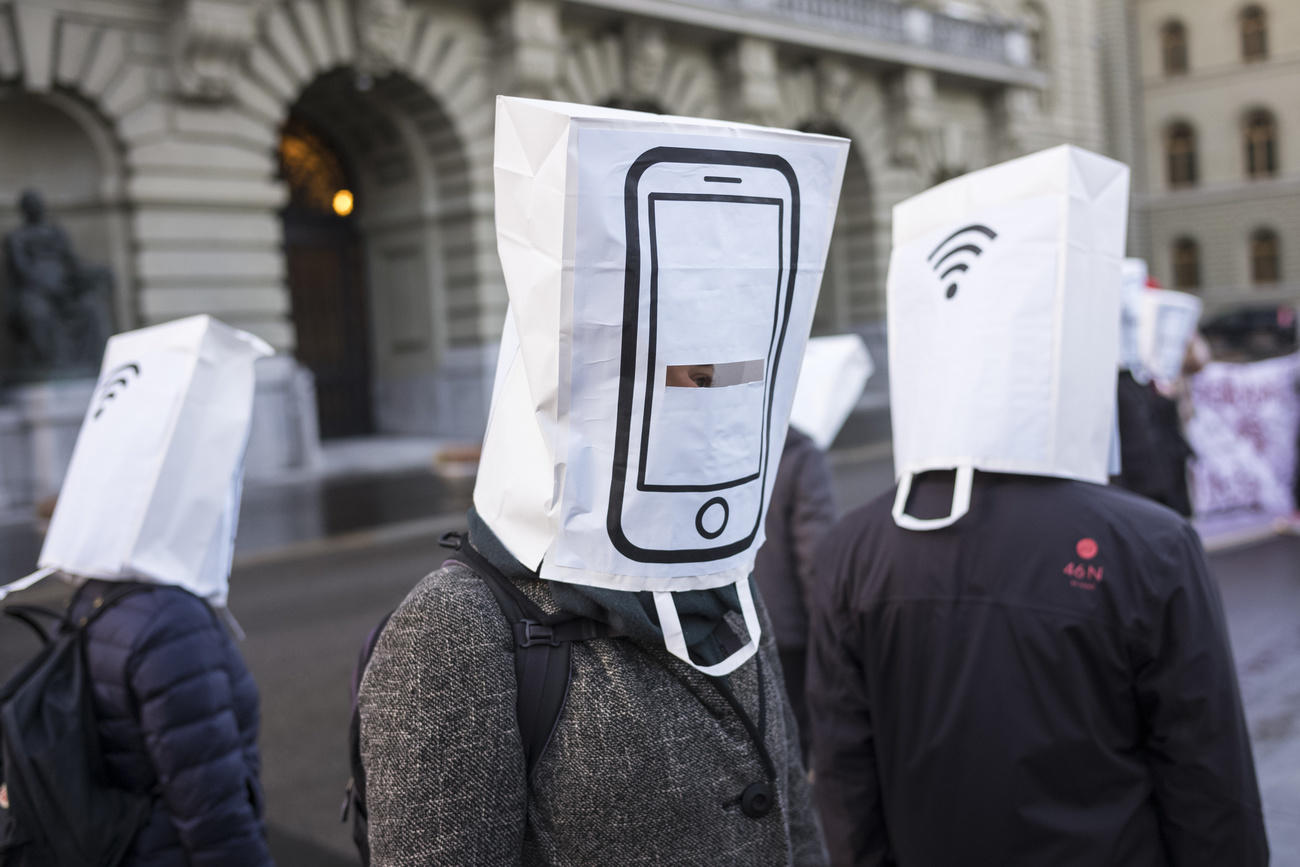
[1210, 535, 1300, 860]
[0, 467, 475, 582]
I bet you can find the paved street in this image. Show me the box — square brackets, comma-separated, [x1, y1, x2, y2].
[1210, 535, 1300, 860]
[0, 450, 1296, 864]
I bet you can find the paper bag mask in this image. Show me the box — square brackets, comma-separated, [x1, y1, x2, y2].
[886, 145, 1130, 530]
[788, 334, 874, 450]
[4, 316, 271, 606]
[1137, 288, 1202, 387]
[476, 96, 849, 674]
[1119, 258, 1148, 376]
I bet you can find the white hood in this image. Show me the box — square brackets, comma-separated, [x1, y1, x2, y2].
[475, 96, 849, 673]
[886, 145, 1130, 530]
[3, 315, 271, 608]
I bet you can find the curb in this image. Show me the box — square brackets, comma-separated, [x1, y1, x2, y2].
[232, 513, 468, 570]
[1199, 516, 1299, 554]
[828, 441, 893, 467]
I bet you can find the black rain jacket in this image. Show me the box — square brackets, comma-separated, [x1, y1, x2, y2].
[808, 472, 1267, 867]
[753, 427, 836, 651]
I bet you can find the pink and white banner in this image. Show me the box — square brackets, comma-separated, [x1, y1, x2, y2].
[1187, 352, 1300, 519]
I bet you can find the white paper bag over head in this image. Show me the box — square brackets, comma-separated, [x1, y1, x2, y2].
[886, 145, 1130, 530]
[788, 334, 874, 450]
[1119, 258, 1149, 376]
[9, 316, 272, 607]
[1137, 288, 1202, 387]
[477, 96, 849, 674]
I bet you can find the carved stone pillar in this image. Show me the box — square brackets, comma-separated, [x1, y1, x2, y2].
[889, 66, 936, 156]
[623, 20, 668, 108]
[169, 0, 257, 102]
[814, 57, 854, 123]
[887, 66, 940, 171]
[724, 36, 781, 126]
[496, 0, 562, 99]
[987, 85, 1037, 160]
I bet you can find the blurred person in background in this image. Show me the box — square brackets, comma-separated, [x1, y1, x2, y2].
[752, 425, 835, 765]
[1116, 369, 1194, 515]
[1115, 285, 1203, 517]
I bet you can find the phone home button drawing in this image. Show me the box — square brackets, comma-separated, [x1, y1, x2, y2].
[695, 497, 729, 539]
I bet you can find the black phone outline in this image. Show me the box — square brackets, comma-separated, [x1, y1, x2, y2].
[606, 147, 800, 564]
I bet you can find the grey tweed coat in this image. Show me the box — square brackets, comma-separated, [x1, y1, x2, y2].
[359, 561, 828, 866]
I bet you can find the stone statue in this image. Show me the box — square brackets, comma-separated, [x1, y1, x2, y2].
[3, 190, 114, 375]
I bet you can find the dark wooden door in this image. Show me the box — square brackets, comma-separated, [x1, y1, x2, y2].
[283, 210, 374, 438]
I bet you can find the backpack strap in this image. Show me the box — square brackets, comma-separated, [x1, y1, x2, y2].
[63, 582, 153, 632]
[341, 608, 394, 833]
[1, 578, 146, 645]
[439, 532, 618, 774]
[2, 605, 64, 645]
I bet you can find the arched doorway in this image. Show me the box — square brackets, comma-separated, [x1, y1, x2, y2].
[277, 67, 475, 440]
[278, 117, 373, 438]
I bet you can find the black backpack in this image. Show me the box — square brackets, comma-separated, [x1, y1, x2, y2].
[341, 532, 616, 864]
[0, 584, 154, 867]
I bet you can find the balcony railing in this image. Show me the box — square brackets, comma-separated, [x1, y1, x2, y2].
[679, 0, 1026, 68]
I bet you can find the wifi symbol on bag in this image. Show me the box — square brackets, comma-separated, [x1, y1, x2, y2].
[92, 362, 141, 420]
[927, 224, 998, 299]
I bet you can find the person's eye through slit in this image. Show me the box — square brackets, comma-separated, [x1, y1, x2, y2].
[666, 364, 715, 388]
[665, 360, 765, 389]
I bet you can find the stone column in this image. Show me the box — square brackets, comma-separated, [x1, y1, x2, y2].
[623, 20, 668, 108]
[986, 85, 1037, 162]
[496, 0, 562, 99]
[887, 67, 940, 174]
[724, 36, 782, 126]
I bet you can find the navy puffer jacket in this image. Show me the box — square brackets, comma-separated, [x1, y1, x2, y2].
[68, 580, 273, 867]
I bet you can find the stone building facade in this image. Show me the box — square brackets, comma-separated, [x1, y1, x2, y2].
[1133, 0, 1300, 314]
[0, 0, 1116, 502]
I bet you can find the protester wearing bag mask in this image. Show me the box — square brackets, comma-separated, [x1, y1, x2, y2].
[1115, 269, 1200, 516]
[0, 316, 275, 867]
[359, 97, 848, 865]
[808, 147, 1266, 866]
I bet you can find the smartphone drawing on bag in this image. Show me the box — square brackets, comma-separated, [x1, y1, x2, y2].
[607, 146, 800, 564]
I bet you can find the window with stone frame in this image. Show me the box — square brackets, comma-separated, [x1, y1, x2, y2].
[1161, 20, 1188, 75]
[1172, 237, 1201, 290]
[1240, 5, 1268, 62]
[1165, 122, 1198, 189]
[1243, 109, 1278, 178]
[1251, 228, 1280, 285]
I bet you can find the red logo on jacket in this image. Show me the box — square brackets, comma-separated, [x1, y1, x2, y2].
[1064, 538, 1103, 590]
[1076, 538, 1098, 560]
